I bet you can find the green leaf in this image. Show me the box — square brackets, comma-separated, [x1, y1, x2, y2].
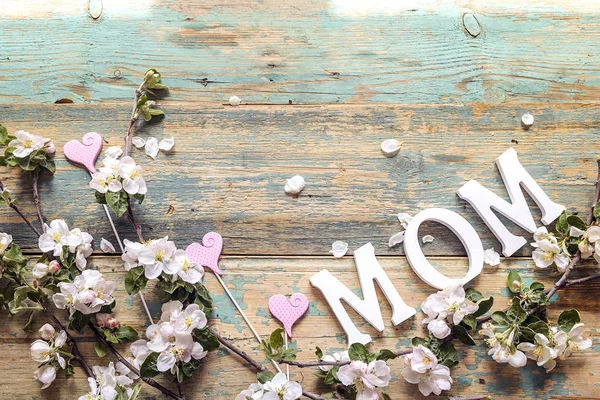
[527, 320, 550, 337]
[507, 271, 523, 293]
[594, 201, 600, 222]
[95, 341, 108, 358]
[556, 211, 569, 234]
[106, 190, 129, 218]
[453, 325, 476, 346]
[69, 311, 90, 333]
[0, 125, 8, 144]
[281, 348, 297, 361]
[2, 243, 28, 272]
[529, 282, 545, 291]
[465, 287, 483, 302]
[411, 336, 428, 347]
[132, 193, 144, 204]
[129, 384, 142, 400]
[507, 298, 527, 324]
[567, 215, 587, 230]
[348, 343, 370, 363]
[124, 266, 147, 295]
[94, 191, 107, 204]
[323, 365, 340, 385]
[315, 346, 323, 360]
[382, 394, 391, 400]
[257, 370, 274, 384]
[437, 341, 459, 367]
[115, 326, 138, 342]
[376, 349, 398, 361]
[269, 328, 285, 350]
[473, 297, 494, 318]
[461, 314, 477, 331]
[491, 311, 510, 326]
[558, 309, 581, 332]
[192, 327, 220, 352]
[140, 352, 160, 378]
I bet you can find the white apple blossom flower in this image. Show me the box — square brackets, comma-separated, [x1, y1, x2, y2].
[484, 248, 501, 266]
[132, 136, 146, 148]
[137, 236, 177, 279]
[34, 365, 57, 389]
[69, 228, 94, 270]
[263, 372, 303, 400]
[427, 319, 452, 340]
[401, 345, 452, 396]
[554, 323, 592, 359]
[30, 329, 67, 376]
[0, 232, 12, 254]
[421, 284, 478, 331]
[80, 362, 136, 400]
[52, 270, 115, 315]
[480, 324, 527, 368]
[170, 249, 204, 284]
[8, 130, 46, 158]
[532, 239, 570, 270]
[330, 241, 348, 258]
[159, 136, 175, 151]
[338, 360, 391, 399]
[39, 324, 56, 341]
[121, 239, 148, 270]
[100, 238, 116, 253]
[90, 171, 123, 194]
[517, 333, 557, 372]
[236, 383, 265, 400]
[38, 219, 73, 256]
[533, 226, 556, 244]
[319, 350, 350, 372]
[118, 156, 147, 195]
[32, 262, 49, 279]
[174, 303, 207, 334]
[572, 225, 600, 259]
[104, 146, 123, 159]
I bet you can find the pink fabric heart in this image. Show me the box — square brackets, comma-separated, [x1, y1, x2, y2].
[64, 132, 103, 173]
[268, 293, 309, 338]
[185, 232, 223, 275]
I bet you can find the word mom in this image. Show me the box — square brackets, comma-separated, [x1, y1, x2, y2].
[310, 148, 565, 345]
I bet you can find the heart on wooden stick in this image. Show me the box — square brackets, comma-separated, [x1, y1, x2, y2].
[63, 132, 103, 173]
[185, 232, 223, 275]
[268, 293, 309, 338]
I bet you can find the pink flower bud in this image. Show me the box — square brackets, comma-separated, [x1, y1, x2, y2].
[106, 317, 119, 329]
[39, 323, 55, 340]
[48, 260, 61, 274]
[32, 280, 38, 288]
[46, 142, 56, 154]
[512, 280, 521, 289]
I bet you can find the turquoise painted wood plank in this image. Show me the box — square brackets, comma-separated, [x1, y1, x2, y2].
[0, 102, 598, 256]
[1, 1, 600, 104]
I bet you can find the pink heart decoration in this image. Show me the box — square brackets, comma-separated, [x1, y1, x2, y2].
[185, 232, 223, 275]
[64, 132, 103, 173]
[268, 293, 309, 338]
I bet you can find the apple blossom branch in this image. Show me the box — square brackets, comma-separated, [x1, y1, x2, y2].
[210, 329, 329, 400]
[31, 171, 45, 233]
[0, 179, 41, 236]
[279, 349, 412, 368]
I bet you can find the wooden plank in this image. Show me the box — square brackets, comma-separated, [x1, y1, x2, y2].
[1, 0, 600, 104]
[1, 102, 598, 256]
[1, 256, 598, 398]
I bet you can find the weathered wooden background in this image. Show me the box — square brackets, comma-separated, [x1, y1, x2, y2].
[1, 0, 599, 398]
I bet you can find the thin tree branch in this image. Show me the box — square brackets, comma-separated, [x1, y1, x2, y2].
[124, 90, 141, 157]
[0, 179, 41, 236]
[32, 170, 45, 232]
[280, 349, 411, 368]
[127, 202, 144, 242]
[302, 391, 328, 400]
[565, 273, 600, 287]
[88, 323, 185, 400]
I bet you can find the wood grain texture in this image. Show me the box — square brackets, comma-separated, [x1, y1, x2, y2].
[1, 256, 598, 399]
[1, 102, 598, 257]
[1, 0, 600, 104]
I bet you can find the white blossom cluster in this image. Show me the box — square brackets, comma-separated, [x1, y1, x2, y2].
[531, 226, 571, 270]
[122, 236, 204, 282]
[78, 362, 138, 400]
[38, 219, 93, 270]
[8, 130, 55, 158]
[421, 284, 478, 339]
[481, 322, 592, 372]
[89, 150, 147, 196]
[337, 359, 391, 400]
[236, 372, 302, 400]
[30, 324, 68, 389]
[401, 345, 452, 396]
[52, 269, 116, 316]
[571, 225, 600, 262]
[132, 301, 208, 374]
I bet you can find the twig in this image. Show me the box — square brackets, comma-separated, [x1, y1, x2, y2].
[127, 202, 144, 242]
[448, 396, 490, 400]
[124, 90, 141, 157]
[210, 329, 328, 400]
[31, 171, 45, 232]
[280, 349, 411, 368]
[0, 179, 41, 236]
[565, 273, 600, 287]
[88, 323, 185, 400]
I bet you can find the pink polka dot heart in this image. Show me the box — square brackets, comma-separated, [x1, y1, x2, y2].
[63, 132, 103, 173]
[268, 293, 309, 338]
[185, 232, 223, 276]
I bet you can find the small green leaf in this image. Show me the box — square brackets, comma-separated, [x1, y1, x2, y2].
[558, 309, 581, 332]
[0, 125, 8, 144]
[95, 341, 107, 358]
[465, 287, 483, 302]
[69, 311, 90, 333]
[106, 190, 129, 218]
[556, 211, 569, 234]
[507, 270, 523, 293]
[453, 325, 476, 346]
[124, 266, 147, 295]
[269, 328, 285, 350]
[323, 365, 340, 385]
[527, 320, 550, 337]
[491, 311, 509, 326]
[257, 370, 274, 384]
[567, 215, 586, 230]
[192, 327, 220, 352]
[315, 346, 323, 360]
[411, 336, 428, 347]
[94, 191, 107, 204]
[529, 282, 545, 291]
[461, 314, 477, 331]
[507, 298, 527, 324]
[348, 343, 370, 363]
[375, 349, 398, 361]
[473, 297, 494, 318]
[140, 352, 160, 378]
[115, 326, 138, 342]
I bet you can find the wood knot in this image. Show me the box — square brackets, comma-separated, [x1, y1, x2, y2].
[462, 12, 482, 38]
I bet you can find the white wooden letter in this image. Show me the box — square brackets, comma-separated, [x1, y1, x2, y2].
[404, 208, 484, 290]
[310, 243, 416, 345]
[456, 147, 565, 256]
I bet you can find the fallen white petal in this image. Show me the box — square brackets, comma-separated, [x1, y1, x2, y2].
[104, 146, 123, 159]
[229, 96, 241, 106]
[284, 175, 305, 195]
[132, 137, 146, 148]
[100, 238, 116, 253]
[397, 212, 413, 229]
[521, 113, 534, 128]
[330, 241, 349, 258]
[158, 136, 175, 151]
[484, 248, 501, 266]
[381, 139, 402, 157]
[422, 235, 434, 243]
[388, 231, 405, 247]
[144, 137, 159, 159]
